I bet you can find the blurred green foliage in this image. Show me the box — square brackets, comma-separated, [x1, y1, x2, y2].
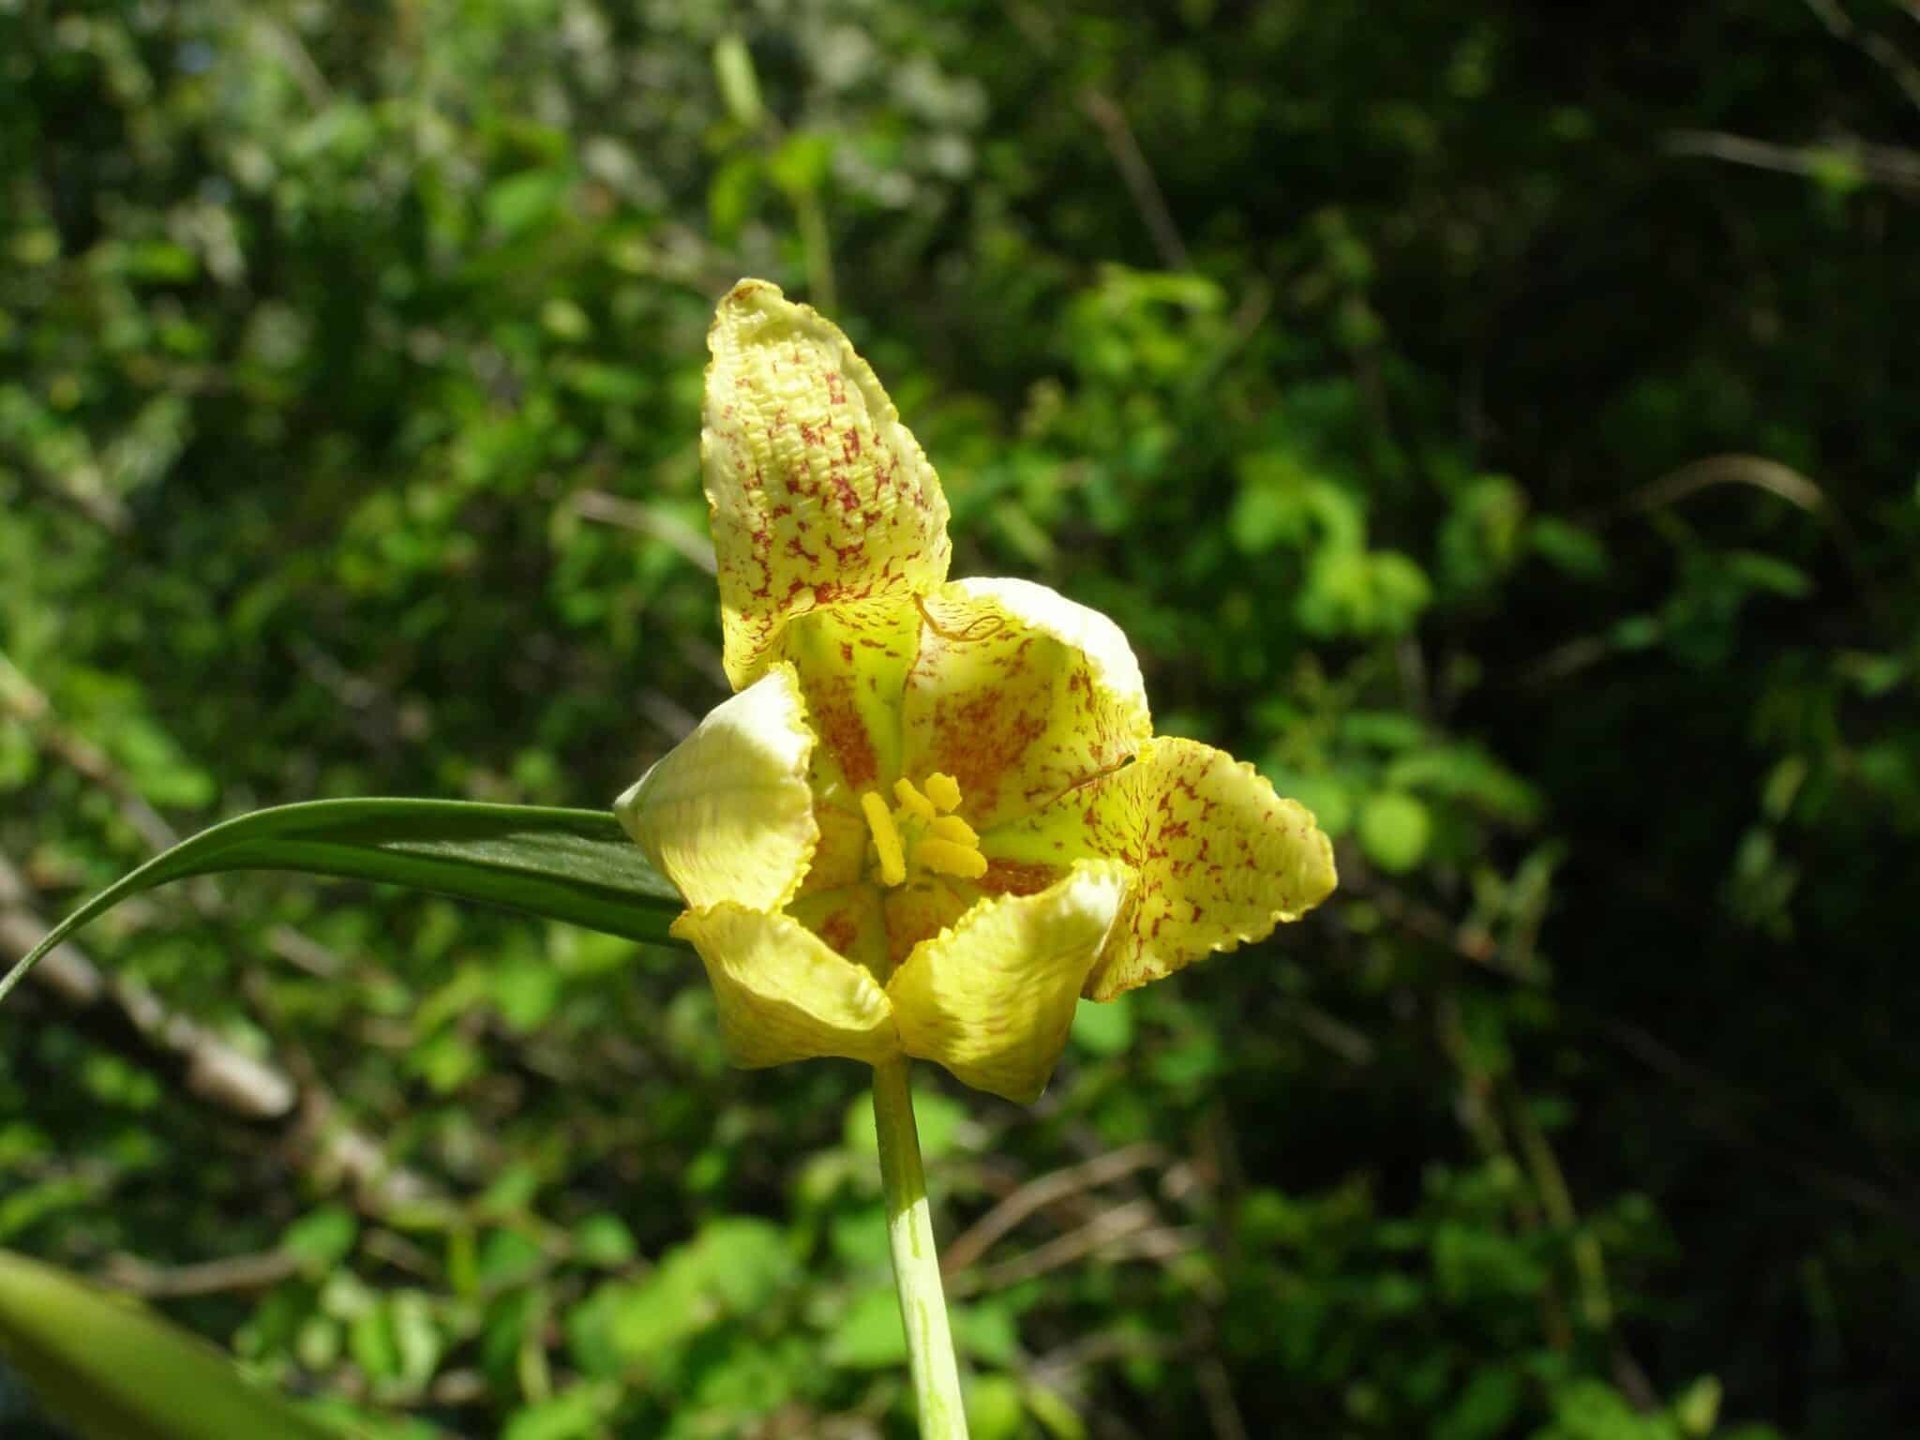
[3, 0, 1916, 1435]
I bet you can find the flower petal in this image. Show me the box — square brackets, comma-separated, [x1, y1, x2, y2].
[881, 878, 976, 971]
[900, 578, 1151, 830]
[982, 738, 1336, 1000]
[673, 905, 899, 1068]
[798, 799, 872, 897]
[614, 665, 818, 912]
[704, 280, 951, 689]
[886, 860, 1130, 1102]
[780, 596, 922, 795]
[788, 883, 889, 979]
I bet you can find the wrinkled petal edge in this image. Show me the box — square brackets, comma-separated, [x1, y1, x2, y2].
[614, 664, 821, 913]
[887, 859, 1131, 1102]
[673, 903, 900, 1069]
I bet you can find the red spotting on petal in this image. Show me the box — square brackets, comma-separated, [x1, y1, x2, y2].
[788, 882, 889, 979]
[916, 677, 1050, 818]
[978, 738, 1336, 1000]
[806, 666, 881, 790]
[978, 856, 1063, 897]
[777, 598, 923, 800]
[900, 580, 1153, 830]
[703, 282, 951, 688]
[818, 909, 856, 953]
[881, 880, 977, 971]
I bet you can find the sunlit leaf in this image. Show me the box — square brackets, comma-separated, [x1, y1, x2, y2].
[0, 799, 686, 1005]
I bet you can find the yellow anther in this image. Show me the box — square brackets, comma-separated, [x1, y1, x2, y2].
[860, 790, 907, 887]
[864, 775, 984, 887]
[926, 814, 978, 847]
[916, 838, 988, 880]
[892, 776, 937, 822]
[923, 772, 962, 812]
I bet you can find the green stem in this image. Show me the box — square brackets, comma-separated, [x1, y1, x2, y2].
[872, 1056, 968, 1438]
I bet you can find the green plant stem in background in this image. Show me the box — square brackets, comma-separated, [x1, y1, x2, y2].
[872, 1056, 968, 1438]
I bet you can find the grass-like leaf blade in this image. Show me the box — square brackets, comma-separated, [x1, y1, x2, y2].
[0, 799, 686, 1005]
[0, 1249, 341, 1438]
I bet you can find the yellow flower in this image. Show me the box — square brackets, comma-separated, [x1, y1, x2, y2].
[616, 280, 1335, 1103]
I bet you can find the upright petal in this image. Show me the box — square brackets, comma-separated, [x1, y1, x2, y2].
[887, 861, 1130, 1103]
[614, 665, 819, 912]
[674, 905, 899, 1068]
[704, 280, 950, 688]
[982, 738, 1336, 1000]
[900, 578, 1152, 830]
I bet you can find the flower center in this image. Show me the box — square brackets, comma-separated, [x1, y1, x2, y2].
[858, 773, 987, 887]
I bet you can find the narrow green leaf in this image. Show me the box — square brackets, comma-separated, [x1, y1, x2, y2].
[0, 1249, 340, 1439]
[0, 799, 687, 1005]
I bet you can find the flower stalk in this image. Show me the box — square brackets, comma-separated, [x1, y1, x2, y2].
[872, 1056, 968, 1438]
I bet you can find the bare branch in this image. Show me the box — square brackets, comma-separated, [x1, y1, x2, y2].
[0, 653, 180, 854]
[98, 1248, 300, 1298]
[948, 1198, 1198, 1296]
[943, 1142, 1165, 1277]
[1080, 90, 1191, 269]
[572, 488, 718, 574]
[1801, 0, 1920, 111]
[0, 853, 434, 1214]
[1611, 453, 1827, 519]
[1587, 454, 1891, 633]
[1664, 129, 1920, 192]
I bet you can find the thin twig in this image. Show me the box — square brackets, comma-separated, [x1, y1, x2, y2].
[572, 488, 719, 574]
[99, 1249, 299, 1298]
[1592, 1014, 1913, 1222]
[942, 1142, 1165, 1277]
[2, 651, 366, 969]
[1603, 453, 1827, 520]
[1801, 0, 1920, 112]
[1080, 91, 1191, 269]
[4, 443, 133, 534]
[1026, 1329, 1182, 1388]
[1193, 1349, 1251, 1440]
[0, 857, 295, 1121]
[0, 654, 180, 854]
[1340, 868, 1508, 974]
[0, 853, 434, 1213]
[1586, 453, 1891, 634]
[245, 13, 333, 109]
[948, 1199, 1197, 1296]
[1664, 129, 1920, 191]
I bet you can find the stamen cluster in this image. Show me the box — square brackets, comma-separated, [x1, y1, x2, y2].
[859, 773, 987, 886]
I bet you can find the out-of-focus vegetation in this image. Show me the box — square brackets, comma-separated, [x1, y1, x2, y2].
[3, 0, 1915, 1434]
[0, 1247, 339, 1438]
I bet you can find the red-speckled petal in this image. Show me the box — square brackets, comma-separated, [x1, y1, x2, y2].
[787, 882, 889, 979]
[779, 596, 922, 800]
[981, 738, 1336, 1000]
[703, 280, 950, 689]
[899, 578, 1151, 831]
[880, 878, 977, 972]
